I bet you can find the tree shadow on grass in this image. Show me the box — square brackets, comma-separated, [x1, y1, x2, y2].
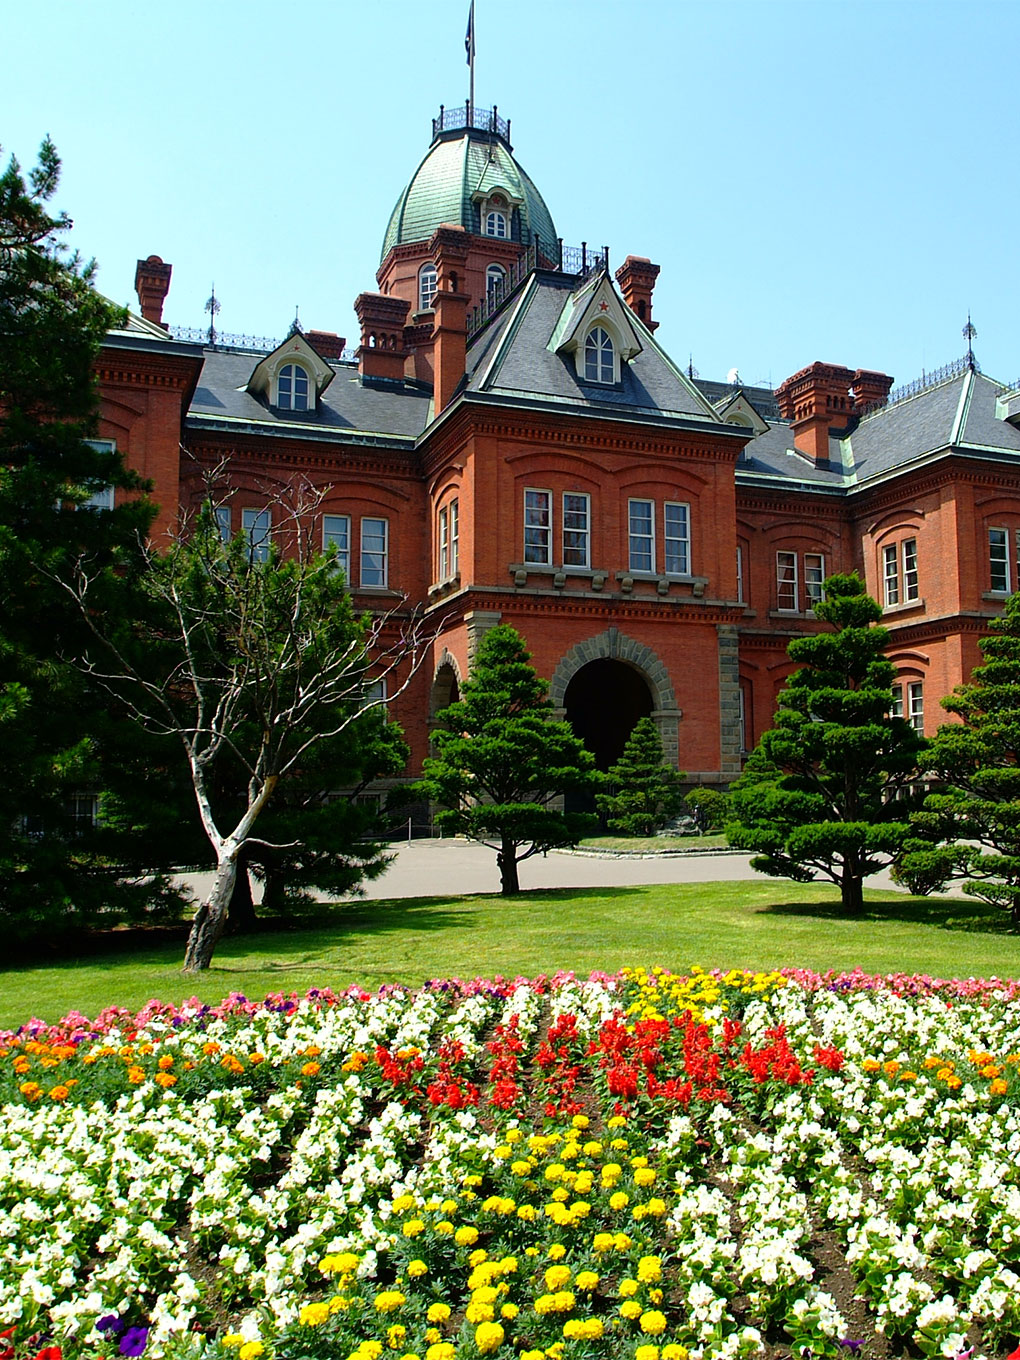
[761, 893, 1014, 936]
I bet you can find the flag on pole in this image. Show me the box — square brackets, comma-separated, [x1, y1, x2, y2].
[465, 0, 475, 65]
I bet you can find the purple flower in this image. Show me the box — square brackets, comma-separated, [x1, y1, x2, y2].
[838, 1343, 864, 1355]
[118, 1327, 149, 1357]
[97, 1316, 125, 1336]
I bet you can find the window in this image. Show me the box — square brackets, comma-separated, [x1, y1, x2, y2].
[736, 546, 744, 604]
[891, 681, 924, 735]
[738, 686, 748, 753]
[776, 551, 798, 611]
[524, 489, 552, 565]
[323, 513, 350, 577]
[418, 264, 438, 311]
[883, 537, 919, 606]
[484, 210, 507, 238]
[277, 363, 309, 412]
[664, 502, 690, 576]
[215, 506, 231, 542]
[486, 264, 507, 302]
[804, 552, 825, 608]
[361, 517, 388, 587]
[584, 326, 615, 384]
[242, 508, 271, 563]
[890, 684, 903, 720]
[628, 499, 654, 573]
[438, 499, 459, 580]
[990, 528, 1011, 593]
[68, 794, 98, 836]
[563, 493, 590, 567]
[82, 485, 115, 512]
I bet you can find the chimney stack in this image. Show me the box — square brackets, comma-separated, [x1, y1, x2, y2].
[850, 369, 894, 412]
[775, 360, 891, 465]
[615, 255, 660, 331]
[354, 293, 410, 382]
[134, 255, 172, 328]
[429, 225, 471, 413]
[304, 329, 347, 361]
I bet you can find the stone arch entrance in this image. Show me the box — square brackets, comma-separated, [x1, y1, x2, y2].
[563, 659, 654, 772]
[430, 650, 461, 723]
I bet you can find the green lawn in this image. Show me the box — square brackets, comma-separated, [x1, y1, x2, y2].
[580, 834, 729, 852]
[3, 880, 1019, 1029]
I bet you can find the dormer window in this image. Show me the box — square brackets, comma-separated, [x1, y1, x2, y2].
[277, 363, 309, 411]
[484, 211, 508, 239]
[419, 264, 438, 311]
[486, 263, 507, 302]
[584, 326, 615, 384]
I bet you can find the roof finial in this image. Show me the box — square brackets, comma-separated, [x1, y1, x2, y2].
[290, 305, 303, 336]
[963, 313, 978, 371]
[465, 1, 476, 126]
[204, 284, 220, 346]
[687, 353, 699, 380]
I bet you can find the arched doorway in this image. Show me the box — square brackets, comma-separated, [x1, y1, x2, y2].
[430, 657, 461, 730]
[563, 658, 654, 773]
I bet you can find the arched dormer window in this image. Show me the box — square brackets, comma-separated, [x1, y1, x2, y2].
[418, 263, 438, 311]
[486, 263, 507, 303]
[584, 326, 615, 384]
[484, 210, 508, 239]
[278, 363, 309, 411]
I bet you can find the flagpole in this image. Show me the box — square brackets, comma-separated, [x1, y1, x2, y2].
[466, 0, 475, 125]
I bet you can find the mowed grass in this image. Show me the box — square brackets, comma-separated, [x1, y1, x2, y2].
[3, 879, 1020, 1030]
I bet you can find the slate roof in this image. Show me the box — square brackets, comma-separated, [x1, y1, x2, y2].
[187, 349, 432, 443]
[381, 130, 557, 261]
[696, 378, 783, 423]
[461, 272, 729, 429]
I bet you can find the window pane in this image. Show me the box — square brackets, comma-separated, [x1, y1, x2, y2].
[419, 266, 437, 310]
[628, 499, 654, 573]
[804, 552, 825, 607]
[883, 544, 899, 606]
[524, 489, 552, 565]
[990, 528, 1009, 593]
[449, 498, 459, 575]
[736, 545, 744, 604]
[242, 509, 271, 563]
[215, 506, 231, 543]
[438, 506, 449, 580]
[563, 492, 590, 567]
[323, 514, 350, 576]
[902, 538, 919, 600]
[82, 485, 114, 512]
[664, 502, 690, 575]
[361, 517, 388, 586]
[776, 551, 797, 610]
[908, 681, 924, 734]
[890, 683, 904, 719]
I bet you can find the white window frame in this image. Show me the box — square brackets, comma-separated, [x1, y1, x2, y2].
[215, 506, 231, 543]
[277, 363, 309, 412]
[883, 543, 900, 606]
[562, 492, 590, 568]
[736, 545, 744, 604]
[524, 489, 552, 565]
[907, 681, 924, 734]
[804, 552, 825, 609]
[902, 538, 919, 601]
[438, 499, 459, 581]
[486, 263, 507, 302]
[890, 683, 904, 720]
[360, 516, 389, 587]
[323, 513, 351, 578]
[484, 210, 508, 238]
[990, 528, 1010, 593]
[663, 501, 690, 576]
[776, 551, 798, 611]
[418, 264, 438, 311]
[584, 326, 615, 384]
[628, 498, 655, 573]
[242, 508, 271, 563]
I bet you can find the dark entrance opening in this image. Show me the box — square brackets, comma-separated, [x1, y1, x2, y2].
[431, 663, 460, 727]
[563, 658, 654, 812]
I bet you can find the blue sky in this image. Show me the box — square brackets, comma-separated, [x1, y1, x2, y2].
[5, 0, 1019, 393]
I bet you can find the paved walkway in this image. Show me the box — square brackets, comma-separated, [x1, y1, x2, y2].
[182, 839, 905, 903]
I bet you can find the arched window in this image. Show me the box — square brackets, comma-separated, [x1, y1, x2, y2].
[584, 326, 615, 384]
[486, 263, 507, 302]
[278, 363, 309, 411]
[484, 210, 508, 239]
[418, 264, 438, 311]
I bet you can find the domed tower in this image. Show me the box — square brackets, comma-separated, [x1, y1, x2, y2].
[376, 104, 558, 322]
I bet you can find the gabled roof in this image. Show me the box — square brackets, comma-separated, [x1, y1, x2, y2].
[462, 271, 730, 429]
[246, 330, 335, 404]
[712, 388, 770, 436]
[547, 269, 643, 362]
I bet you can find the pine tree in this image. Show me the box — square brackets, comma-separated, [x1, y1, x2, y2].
[596, 716, 686, 836]
[727, 573, 926, 913]
[416, 624, 599, 894]
[897, 591, 1020, 926]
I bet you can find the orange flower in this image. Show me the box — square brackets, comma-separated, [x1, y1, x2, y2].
[19, 1082, 41, 1100]
[883, 1060, 900, 1078]
[301, 1061, 321, 1077]
[898, 1071, 918, 1083]
[249, 1052, 266, 1065]
[155, 1073, 177, 1089]
[158, 1055, 175, 1071]
[12, 1057, 30, 1075]
[990, 1078, 1008, 1097]
[48, 1085, 70, 1102]
[221, 1055, 244, 1075]
[202, 1042, 221, 1056]
[861, 1059, 880, 1073]
[343, 1052, 369, 1072]
[127, 1066, 146, 1084]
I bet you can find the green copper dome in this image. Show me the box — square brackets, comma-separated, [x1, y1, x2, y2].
[381, 107, 558, 262]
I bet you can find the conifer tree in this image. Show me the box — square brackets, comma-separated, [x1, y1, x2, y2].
[897, 591, 1020, 927]
[596, 716, 686, 836]
[727, 573, 926, 913]
[416, 624, 598, 894]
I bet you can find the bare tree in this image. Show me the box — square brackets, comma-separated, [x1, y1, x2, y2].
[63, 476, 430, 972]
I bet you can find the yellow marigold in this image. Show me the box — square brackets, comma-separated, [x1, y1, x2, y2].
[501, 1304, 519, 1320]
[403, 1219, 426, 1237]
[946, 1075, 963, 1090]
[158, 1054, 175, 1070]
[620, 1300, 642, 1320]
[610, 1191, 630, 1211]
[634, 1167, 656, 1187]
[221, 1336, 244, 1348]
[407, 1260, 428, 1277]
[662, 1347, 689, 1360]
[466, 1301, 495, 1324]
[639, 1311, 667, 1335]
[637, 1256, 662, 1283]
[424, 1334, 441, 1348]
[426, 1303, 451, 1324]
[355, 1345, 383, 1360]
[221, 1055, 244, 1074]
[991, 1078, 1009, 1096]
[619, 1278, 639, 1298]
[202, 1042, 221, 1056]
[387, 1325, 406, 1347]
[898, 1071, 918, 1083]
[249, 1052, 265, 1065]
[575, 1270, 599, 1291]
[321, 1251, 359, 1274]
[982, 1064, 1003, 1079]
[516, 1204, 537, 1222]
[550, 1187, 569, 1203]
[547, 1243, 566, 1260]
[300, 1302, 330, 1326]
[475, 1322, 505, 1354]
[861, 1058, 880, 1073]
[425, 1345, 456, 1360]
[607, 1115, 627, 1129]
[455, 1225, 479, 1246]
[392, 1193, 416, 1213]
[375, 1290, 406, 1313]
[636, 1348, 660, 1360]
[922, 1055, 943, 1069]
[239, 1344, 264, 1360]
[645, 1197, 667, 1217]
[592, 1233, 615, 1253]
[545, 1264, 571, 1291]
[614, 1232, 634, 1250]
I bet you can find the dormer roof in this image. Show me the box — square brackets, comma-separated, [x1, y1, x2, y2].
[548, 269, 644, 364]
[246, 330, 335, 405]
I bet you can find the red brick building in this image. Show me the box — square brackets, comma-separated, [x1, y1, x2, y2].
[97, 105, 1020, 801]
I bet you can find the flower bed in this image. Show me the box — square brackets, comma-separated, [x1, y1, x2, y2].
[2, 967, 1020, 1360]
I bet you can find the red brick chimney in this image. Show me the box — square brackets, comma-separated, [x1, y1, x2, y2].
[774, 362, 854, 464]
[304, 329, 346, 360]
[354, 294, 410, 382]
[134, 255, 172, 328]
[850, 368, 894, 411]
[615, 255, 660, 332]
[429, 225, 471, 413]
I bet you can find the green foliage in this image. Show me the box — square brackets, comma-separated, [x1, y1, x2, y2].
[595, 716, 686, 835]
[685, 787, 730, 831]
[414, 624, 599, 893]
[897, 591, 1020, 926]
[727, 573, 926, 912]
[0, 138, 169, 940]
